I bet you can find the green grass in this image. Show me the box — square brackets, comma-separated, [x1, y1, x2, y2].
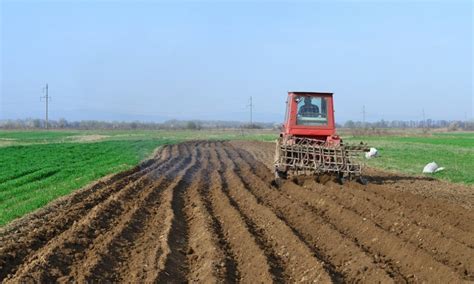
[345, 133, 474, 185]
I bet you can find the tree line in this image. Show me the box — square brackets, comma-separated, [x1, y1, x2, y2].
[0, 118, 276, 130]
[341, 119, 474, 131]
[0, 118, 472, 131]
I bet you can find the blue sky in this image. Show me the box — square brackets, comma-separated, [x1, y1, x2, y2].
[1, 0, 472, 123]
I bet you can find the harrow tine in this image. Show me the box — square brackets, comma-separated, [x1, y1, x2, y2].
[357, 176, 369, 185]
[336, 173, 345, 185]
[271, 178, 283, 188]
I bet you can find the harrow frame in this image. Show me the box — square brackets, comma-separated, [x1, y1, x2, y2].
[274, 137, 368, 182]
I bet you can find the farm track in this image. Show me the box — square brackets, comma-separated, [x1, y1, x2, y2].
[1, 141, 473, 283]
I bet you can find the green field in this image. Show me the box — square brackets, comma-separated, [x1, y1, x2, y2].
[0, 129, 472, 226]
[346, 132, 474, 184]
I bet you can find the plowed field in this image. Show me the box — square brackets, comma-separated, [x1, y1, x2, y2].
[1, 141, 473, 283]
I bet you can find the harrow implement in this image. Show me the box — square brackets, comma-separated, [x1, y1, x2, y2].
[275, 137, 369, 179]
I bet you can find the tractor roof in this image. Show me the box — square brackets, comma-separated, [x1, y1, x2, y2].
[289, 91, 333, 96]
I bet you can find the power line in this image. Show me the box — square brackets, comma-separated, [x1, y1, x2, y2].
[40, 83, 51, 129]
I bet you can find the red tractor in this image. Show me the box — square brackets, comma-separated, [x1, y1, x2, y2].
[274, 91, 369, 185]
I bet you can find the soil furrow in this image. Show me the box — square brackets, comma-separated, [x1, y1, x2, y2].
[317, 178, 474, 248]
[213, 147, 287, 283]
[235, 141, 474, 278]
[198, 143, 240, 283]
[71, 146, 194, 282]
[224, 143, 397, 282]
[229, 143, 467, 282]
[235, 142, 474, 233]
[183, 142, 229, 282]
[292, 179, 474, 279]
[155, 142, 202, 283]
[0, 161, 148, 280]
[283, 181, 466, 282]
[363, 182, 474, 233]
[0, 145, 175, 280]
[215, 144, 333, 283]
[118, 143, 197, 283]
[357, 182, 474, 242]
[232, 145, 473, 279]
[3, 145, 184, 282]
[206, 147, 274, 283]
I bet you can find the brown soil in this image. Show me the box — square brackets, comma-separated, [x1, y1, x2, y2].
[68, 134, 109, 142]
[1, 141, 473, 283]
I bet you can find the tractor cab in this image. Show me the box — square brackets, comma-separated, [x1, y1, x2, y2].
[281, 92, 337, 141]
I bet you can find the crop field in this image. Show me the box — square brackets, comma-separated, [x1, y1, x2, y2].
[0, 140, 473, 283]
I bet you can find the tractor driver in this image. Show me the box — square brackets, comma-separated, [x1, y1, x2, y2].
[299, 97, 320, 117]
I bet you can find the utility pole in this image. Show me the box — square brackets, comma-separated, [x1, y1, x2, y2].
[41, 84, 51, 129]
[362, 105, 366, 128]
[422, 108, 425, 129]
[248, 96, 253, 126]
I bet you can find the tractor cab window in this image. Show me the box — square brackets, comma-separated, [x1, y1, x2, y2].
[296, 96, 328, 126]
